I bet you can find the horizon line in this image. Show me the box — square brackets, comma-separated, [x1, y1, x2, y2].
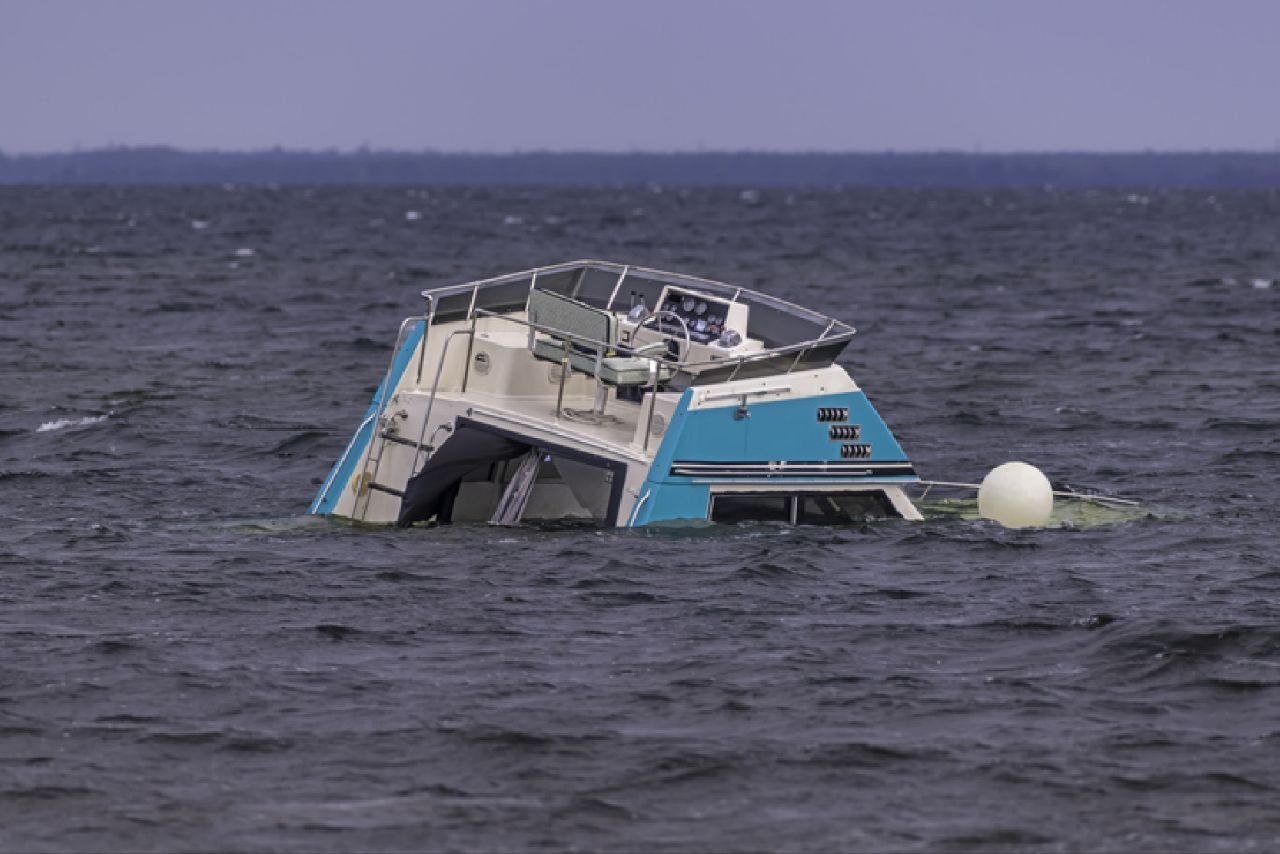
[5, 145, 1280, 158]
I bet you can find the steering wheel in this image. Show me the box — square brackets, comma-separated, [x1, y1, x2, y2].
[638, 309, 692, 362]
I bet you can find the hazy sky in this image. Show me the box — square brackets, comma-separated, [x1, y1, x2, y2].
[2, 0, 1278, 154]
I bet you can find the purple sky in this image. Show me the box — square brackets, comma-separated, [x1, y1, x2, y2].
[3, 0, 1278, 154]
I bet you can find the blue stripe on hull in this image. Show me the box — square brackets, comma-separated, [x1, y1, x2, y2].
[309, 321, 425, 516]
[630, 387, 914, 526]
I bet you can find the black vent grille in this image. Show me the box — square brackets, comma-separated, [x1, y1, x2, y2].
[828, 424, 862, 440]
[840, 443, 873, 459]
[816, 406, 848, 423]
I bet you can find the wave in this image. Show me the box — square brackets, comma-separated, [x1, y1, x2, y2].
[35, 413, 110, 433]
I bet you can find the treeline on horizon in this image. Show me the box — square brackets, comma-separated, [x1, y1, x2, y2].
[3, 147, 1280, 187]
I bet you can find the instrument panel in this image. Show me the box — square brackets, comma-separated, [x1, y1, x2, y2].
[657, 288, 732, 343]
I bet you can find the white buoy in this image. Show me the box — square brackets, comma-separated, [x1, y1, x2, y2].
[978, 462, 1054, 528]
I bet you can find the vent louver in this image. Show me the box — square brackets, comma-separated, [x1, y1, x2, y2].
[828, 424, 862, 440]
[816, 407, 849, 423]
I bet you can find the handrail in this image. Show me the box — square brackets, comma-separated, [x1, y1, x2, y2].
[787, 317, 837, 374]
[914, 480, 1141, 507]
[626, 488, 651, 527]
[411, 327, 476, 470]
[412, 423, 455, 476]
[474, 306, 667, 452]
[309, 409, 379, 513]
[474, 307, 620, 361]
[460, 314, 479, 392]
[414, 293, 436, 385]
[420, 259, 855, 334]
[680, 330, 855, 372]
[472, 305, 855, 378]
[700, 385, 793, 403]
[416, 303, 853, 463]
[354, 315, 422, 521]
[641, 359, 660, 453]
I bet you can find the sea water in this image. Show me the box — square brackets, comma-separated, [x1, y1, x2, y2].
[1, 185, 1278, 851]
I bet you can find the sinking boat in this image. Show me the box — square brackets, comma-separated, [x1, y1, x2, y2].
[309, 260, 923, 528]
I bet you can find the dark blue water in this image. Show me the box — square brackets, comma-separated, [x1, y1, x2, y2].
[2, 185, 1278, 852]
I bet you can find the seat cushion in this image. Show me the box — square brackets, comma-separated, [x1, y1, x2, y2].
[597, 357, 674, 387]
[533, 338, 598, 375]
[533, 338, 669, 386]
[527, 289, 615, 347]
[532, 337, 568, 364]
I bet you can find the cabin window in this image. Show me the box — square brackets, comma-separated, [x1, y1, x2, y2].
[709, 493, 792, 524]
[710, 491, 899, 525]
[795, 492, 895, 524]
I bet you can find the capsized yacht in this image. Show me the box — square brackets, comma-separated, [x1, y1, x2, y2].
[309, 260, 922, 527]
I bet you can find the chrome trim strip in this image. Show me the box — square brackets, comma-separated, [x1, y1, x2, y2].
[670, 461, 917, 479]
[626, 489, 651, 527]
[699, 385, 792, 403]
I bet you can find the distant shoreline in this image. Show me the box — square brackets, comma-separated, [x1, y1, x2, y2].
[3, 147, 1280, 187]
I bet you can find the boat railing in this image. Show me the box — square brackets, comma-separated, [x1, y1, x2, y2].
[352, 314, 424, 520]
[471, 307, 663, 429]
[400, 263, 858, 466]
[471, 306, 653, 371]
[413, 292, 436, 385]
[466, 306, 852, 452]
[410, 327, 476, 475]
[466, 305, 855, 379]
[309, 408, 380, 514]
[420, 259, 855, 341]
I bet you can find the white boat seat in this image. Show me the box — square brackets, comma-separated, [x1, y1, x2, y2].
[527, 289, 672, 386]
[600, 353, 674, 386]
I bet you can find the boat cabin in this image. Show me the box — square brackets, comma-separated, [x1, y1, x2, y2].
[310, 260, 920, 528]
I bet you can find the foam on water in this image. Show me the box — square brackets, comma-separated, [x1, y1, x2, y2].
[34, 413, 110, 433]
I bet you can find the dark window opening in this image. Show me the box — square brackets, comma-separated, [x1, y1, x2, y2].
[399, 419, 626, 527]
[711, 491, 899, 526]
[710, 493, 792, 524]
[796, 492, 895, 524]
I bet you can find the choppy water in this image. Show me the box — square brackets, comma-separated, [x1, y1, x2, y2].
[2, 185, 1278, 852]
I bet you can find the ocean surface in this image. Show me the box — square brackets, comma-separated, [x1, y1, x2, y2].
[1, 185, 1278, 852]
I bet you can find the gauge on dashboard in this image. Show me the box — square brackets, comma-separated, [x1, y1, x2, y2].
[682, 296, 696, 313]
[695, 301, 707, 315]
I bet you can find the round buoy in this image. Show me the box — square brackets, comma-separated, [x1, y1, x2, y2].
[978, 462, 1053, 528]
